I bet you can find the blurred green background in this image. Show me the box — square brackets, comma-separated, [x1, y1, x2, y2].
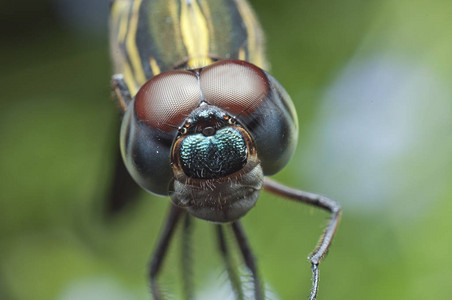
[1, 0, 452, 299]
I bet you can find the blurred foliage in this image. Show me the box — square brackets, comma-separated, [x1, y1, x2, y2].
[1, 0, 452, 300]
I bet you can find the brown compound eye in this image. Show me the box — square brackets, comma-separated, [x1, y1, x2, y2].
[199, 60, 269, 116]
[135, 70, 202, 131]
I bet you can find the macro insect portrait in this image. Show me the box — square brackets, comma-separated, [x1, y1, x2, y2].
[109, 0, 341, 299]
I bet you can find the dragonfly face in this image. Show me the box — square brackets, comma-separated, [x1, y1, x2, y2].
[120, 59, 298, 222]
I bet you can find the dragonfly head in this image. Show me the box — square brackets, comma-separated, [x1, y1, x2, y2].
[120, 59, 298, 222]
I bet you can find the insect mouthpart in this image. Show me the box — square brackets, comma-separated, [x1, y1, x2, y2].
[170, 106, 263, 222]
[172, 105, 249, 180]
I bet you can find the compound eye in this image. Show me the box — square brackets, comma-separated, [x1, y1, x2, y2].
[199, 60, 269, 116]
[135, 70, 201, 131]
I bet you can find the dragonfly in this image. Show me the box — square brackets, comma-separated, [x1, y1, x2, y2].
[108, 0, 341, 299]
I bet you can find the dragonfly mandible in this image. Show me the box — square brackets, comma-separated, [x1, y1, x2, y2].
[109, 0, 341, 299]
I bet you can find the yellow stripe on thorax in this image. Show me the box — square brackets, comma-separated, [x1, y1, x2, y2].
[149, 57, 161, 75]
[235, 0, 267, 70]
[112, 1, 131, 44]
[112, 1, 139, 96]
[180, 0, 212, 68]
[126, 0, 147, 86]
[238, 47, 246, 61]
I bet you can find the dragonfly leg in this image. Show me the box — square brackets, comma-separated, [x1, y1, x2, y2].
[231, 221, 264, 300]
[216, 225, 244, 300]
[149, 204, 185, 300]
[181, 214, 194, 300]
[111, 74, 133, 110]
[263, 177, 341, 300]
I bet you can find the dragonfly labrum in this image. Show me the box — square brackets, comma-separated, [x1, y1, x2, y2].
[109, 0, 341, 299]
